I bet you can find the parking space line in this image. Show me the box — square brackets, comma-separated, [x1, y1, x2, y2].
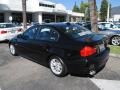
[90, 78, 120, 90]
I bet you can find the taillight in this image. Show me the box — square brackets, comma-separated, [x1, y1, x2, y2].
[80, 46, 96, 57]
[18, 28, 22, 32]
[0, 30, 7, 34]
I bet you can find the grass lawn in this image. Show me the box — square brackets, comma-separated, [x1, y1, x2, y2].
[109, 45, 120, 55]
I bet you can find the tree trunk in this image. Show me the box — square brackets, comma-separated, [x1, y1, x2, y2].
[22, 0, 27, 30]
[88, 0, 98, 33]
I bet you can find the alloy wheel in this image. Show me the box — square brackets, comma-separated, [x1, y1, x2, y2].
[9, 44, 17, 55]
[49, 56, 67, 77]
[50, 58, 63, 75]
[111, 36, 120, 46]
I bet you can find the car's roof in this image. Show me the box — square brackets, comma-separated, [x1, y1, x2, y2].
[98, 22, 113, 24]
[115, 23, 120, 24]
[34, 22, 78, 32]
[0, 23, 12, 24]
[43, 22, 75, 28]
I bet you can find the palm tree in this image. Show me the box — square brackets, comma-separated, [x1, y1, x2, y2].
[22, 0, 27, 30]
[88, 0, 98, 33]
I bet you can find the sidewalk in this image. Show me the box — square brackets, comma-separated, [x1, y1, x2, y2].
[110, 53, 120, 58]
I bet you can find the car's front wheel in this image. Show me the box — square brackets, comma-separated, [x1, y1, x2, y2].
[49, 56, 68, 77]
[111, 36, 120, 46]
[9, 44, 17, 56]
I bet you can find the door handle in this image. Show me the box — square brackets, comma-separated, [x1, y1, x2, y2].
[42, 45, 49, 51]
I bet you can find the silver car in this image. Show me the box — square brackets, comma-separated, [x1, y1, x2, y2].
[0, 23, 23, 41]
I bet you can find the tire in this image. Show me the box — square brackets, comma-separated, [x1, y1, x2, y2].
[111, 36, 120, 46]
[49, 56, 68, 77]
[9, 44, 17, 56]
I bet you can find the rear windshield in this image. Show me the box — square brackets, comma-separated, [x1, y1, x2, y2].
[0, 24, 15, 28]
[64, 24, 92, 39]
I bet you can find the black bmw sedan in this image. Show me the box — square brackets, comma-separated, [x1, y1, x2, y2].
[9, 23, 110, 77]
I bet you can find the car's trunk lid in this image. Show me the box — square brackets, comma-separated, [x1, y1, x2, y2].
[75, 33, 108, 54]
[75, 33, 107, 44]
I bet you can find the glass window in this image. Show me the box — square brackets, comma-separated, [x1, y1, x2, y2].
[23, 26, 39, 40]
[64, 24, 92, 39]
[0, 24, 15, 28]
[104, 23, 111, 29]
[116, 24, 120, 28]
[6, 24, 15, 28]
[113, 24, 118, 29]
[36, 27, 59, 42]
[0, 13, 4, 23]
[39, 3, 55, 8]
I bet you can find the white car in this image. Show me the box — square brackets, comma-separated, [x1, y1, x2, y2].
[98, 22, 120, 30]
[0, 23, 23, 41]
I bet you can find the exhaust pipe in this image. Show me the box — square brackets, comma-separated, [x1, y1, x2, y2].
[89, 64, 96, 75]
[89, 70, 96, 75]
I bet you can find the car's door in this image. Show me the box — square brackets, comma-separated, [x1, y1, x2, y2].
[98, 24, 110, 35]
[16, 26, 39, 58]
[99, 28, 109, 34]
[33, 25, 60, 64]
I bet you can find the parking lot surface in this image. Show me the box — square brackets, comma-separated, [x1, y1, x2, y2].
[0, 42, 120, 90]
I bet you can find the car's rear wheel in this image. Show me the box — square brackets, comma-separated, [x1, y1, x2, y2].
[9, 44, 17, 56]
[49, 56, 68, 77]
[111, 36, 120, 46]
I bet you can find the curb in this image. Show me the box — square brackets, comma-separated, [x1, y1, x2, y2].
[110, 53, 120, 58]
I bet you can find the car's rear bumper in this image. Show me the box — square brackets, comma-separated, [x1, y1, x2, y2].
[66, 47, 110, 75]
[0, 35, 7, 41]
[0, 32, 22, 41]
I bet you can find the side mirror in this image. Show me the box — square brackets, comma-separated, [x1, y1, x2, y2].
[17, 34, 29, 40]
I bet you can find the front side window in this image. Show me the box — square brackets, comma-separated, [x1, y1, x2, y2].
[23, 26, 39, 40]
[36, 26, 59, 42]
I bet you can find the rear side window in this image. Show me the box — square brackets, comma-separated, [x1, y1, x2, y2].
[0, 24, 15, 28]
[6, 24, 15, 28]
[36, 26, 59, 42]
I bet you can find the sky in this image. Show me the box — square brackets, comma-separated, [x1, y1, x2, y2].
[51, 0, 120, 10]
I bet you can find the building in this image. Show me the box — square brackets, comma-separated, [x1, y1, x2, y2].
[110, 6, 120, 22]
[0, 0, 84, 24]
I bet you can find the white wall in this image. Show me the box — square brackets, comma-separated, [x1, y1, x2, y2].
[0, 0, 22, 11]
[32, 12, 42, 23]
[113, 15, 120, 22]
[38, 13, 42, 23]
[0, 0, 9, 4]
[0, 0, 84, 23]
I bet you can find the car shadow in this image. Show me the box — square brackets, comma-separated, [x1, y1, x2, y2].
[70, 73, 94, 78]
[0, 40, 9, 44]
[70, 65, 105, 78]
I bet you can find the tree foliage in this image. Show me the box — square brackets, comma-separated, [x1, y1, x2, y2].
[79, 1, 89, 13]
[100, 0, 108, 21]
[72, 2, 80, 12]
[79, 1, 90, 21]
[85, 7, 90, 21]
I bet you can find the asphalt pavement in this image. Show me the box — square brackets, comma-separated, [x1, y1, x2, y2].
[0, 42, 120, 90]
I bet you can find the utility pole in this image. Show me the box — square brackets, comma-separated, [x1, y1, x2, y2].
[88, 0, 98, 33]
[22, 0, 27, 30]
